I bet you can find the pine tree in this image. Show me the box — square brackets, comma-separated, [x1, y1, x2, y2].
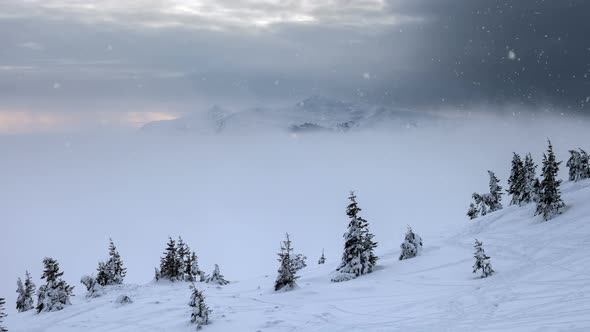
[566, 148, 590, 182]
[0, 298, 7, 332]
[16, 271, 35, 312]
[332, 191, 378, 282]
[318, 249, 326, 264]
[579, 149, 590, 179]
[536, 140, 565, 221]
[399, 226, 423, 260]
[507, 153, 525, 205]
[106, 238, 126, 284]
[23, 271, 36, 311]
[189, 284, 210, 329]
[275, 233, 298, 291]
[472, 239, 494, 278]
[159, 237, 180, 281]
[521, 153, 538, 204]
[566, 149, 582, 181]
[487, 170, 503, 211]
[185, 252, 205, 282]
[36, 257, 74, 313]
[95, 261, 110, 287]
[176, 237, 188, 281]
[467, 202, 479, 219]
[206, 264, 229, 286]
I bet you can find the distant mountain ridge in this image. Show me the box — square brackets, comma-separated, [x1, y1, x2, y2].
[140, 96, 436, 134]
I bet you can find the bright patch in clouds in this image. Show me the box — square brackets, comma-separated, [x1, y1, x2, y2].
[7, 0, 418, 29]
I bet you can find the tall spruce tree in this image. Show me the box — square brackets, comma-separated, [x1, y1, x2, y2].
[176, 237, 188, 281]
[275, 233, 298, 291]
[36, 257, 74, 313]
[332, 191, 378, 282]
[472, 239, 494, 278]
[96, 261, 110, 286]
[189, 284, 210, 329]
[399, 226, 423, 260]
[521, 153, 539, 204]
[507, 153, 525, 205]
[16, 271, 35, 312]
[579, 149, 590, 179]
[185, 252, 204, 282]
[106, 238, 126, 284]
[536, 140, 565, 221]
[205, 264, 229, 286]
[0, 298, 7, 332]
[487, 171, 503, 211]
[159, 237, 180, 281]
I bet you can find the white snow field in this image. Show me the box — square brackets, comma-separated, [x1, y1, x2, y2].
[7, 180, 590, 332]
[2, 113, 590, 331]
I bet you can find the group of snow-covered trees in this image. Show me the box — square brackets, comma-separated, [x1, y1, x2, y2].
[468, 140, 568, 221]
[567, 148, 590, 182]
[155, 236, 206, 283]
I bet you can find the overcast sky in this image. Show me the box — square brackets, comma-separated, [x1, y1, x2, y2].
[1, 0, 589, 131]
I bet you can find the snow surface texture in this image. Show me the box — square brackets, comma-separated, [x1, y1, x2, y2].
[2, 114, 590, 331]
[5, 180, 590, 331]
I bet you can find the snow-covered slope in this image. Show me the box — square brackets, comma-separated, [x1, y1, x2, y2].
[8, 180, 590, 331]
[140, 96, 435, 135]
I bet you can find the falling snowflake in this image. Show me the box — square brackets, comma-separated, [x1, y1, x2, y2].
[508, 50, 516, 60]
[362, 72, 371, 80]
[53, 82, 61, 89]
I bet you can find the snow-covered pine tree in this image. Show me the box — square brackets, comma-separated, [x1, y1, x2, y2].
[154, 267, 161, 281]
[332, 191, 378, 282]
[472, 239, 494, 278]
[566, 150, 582, 181]
[95, 261, 110, 286]
[274, 233, 298, 291]
[206, 264, 229, 286]
[36, 257, 74, 313]
[106, 238, 126, 284]
[467, 202, 479, 219]
[186, 252, 205, 282]
[159, 237, 179, 281]
[507, 153, 525, 205]
[536, 140, 565, 221]
[23, 271, 36, 311]
[189, 284, 210, 329]
[80, 275, 102, 298]
[16, 272, 36, 312]
[579, 149, 590, 179]
[318, 249, 326, 264]
[521, 153, 538, 204]
[399, 226, 423, 260]
[487, 170, 503, 211]
[0, 298, 7, 332]
[176, 237, 188, 281]
[16, 277, 26, 312]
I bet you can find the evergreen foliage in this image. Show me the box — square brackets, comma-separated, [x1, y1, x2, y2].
[36, 257, 74, 313]
[566, 148, 590, 182]
[536, 140, 565, 221]
[507, 153, 525, 205]
[275, 233, 299, 291]
[318, 249, 326, 265]
[399, 226, 423, 260]
[332, 191, 378, 282]
[467, 171, 503, 219]
[80, 275, 102, 298]
[16, 271, 35, 312]
[0, 298, 7, 332]
[472, 239, 494, 278]
[159, 237, 181, 281]
[205, 264, 229, 286]
[522, 153, 539, 204]
[189, 284, 210, 330]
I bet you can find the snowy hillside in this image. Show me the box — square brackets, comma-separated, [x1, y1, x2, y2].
[140, 96, 436, 135]
[7, 180, 590, 331]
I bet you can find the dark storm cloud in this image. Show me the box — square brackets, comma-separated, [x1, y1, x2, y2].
[0, 0, 589, 114]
